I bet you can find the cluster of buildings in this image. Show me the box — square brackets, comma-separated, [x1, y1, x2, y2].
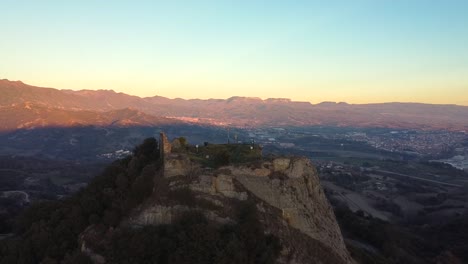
[346, 130, 467, 157]
[97, 149, 132, 159]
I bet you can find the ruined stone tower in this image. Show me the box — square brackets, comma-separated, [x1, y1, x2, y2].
[159, 132, 172, 158]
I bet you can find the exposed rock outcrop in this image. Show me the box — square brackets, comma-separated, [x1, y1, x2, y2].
[232, 158, 350, 263]
[163, 154, 193, 177]
[124, 134, 354, 263]
[80, 134, 352, 263]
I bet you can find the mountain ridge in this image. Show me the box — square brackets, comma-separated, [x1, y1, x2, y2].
[3, 79, 465, 107]
[1, 79, 468, 131]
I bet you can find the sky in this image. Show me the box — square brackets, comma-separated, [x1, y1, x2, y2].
[1, 0, 468, 105]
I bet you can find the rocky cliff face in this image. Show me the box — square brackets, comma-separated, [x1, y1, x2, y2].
[232, 158, 350, 263]
[77, 134, 353, 263]
[122, 137, 353, 264]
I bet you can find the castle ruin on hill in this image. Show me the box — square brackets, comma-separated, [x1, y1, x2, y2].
[144, 132, 354, 263]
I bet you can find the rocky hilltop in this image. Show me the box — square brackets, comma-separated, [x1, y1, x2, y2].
[81, 133, 353, 264]
[0, 134, 353, 264]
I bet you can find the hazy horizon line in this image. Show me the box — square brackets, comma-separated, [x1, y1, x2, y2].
[2, 78, 468, 107]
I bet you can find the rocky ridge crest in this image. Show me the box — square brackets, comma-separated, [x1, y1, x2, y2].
[121, 134, 354, 264]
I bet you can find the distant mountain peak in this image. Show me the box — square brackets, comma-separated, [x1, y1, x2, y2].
[317, 101, 337, 105]
[227, 96, 263, 102]
[265, 98, 292, 103]
[0, 79, 25, 85]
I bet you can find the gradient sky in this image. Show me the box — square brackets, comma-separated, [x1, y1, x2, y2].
[1, 0, 468, 105]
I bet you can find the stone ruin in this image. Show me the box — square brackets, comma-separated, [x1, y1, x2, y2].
[159, 132, 172, 157]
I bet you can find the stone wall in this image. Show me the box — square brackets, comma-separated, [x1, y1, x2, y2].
[159, 132, 172, 157]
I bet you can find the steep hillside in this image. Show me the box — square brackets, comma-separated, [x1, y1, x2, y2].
[0, 103, 179, 132]
[0, 79, 152, 111]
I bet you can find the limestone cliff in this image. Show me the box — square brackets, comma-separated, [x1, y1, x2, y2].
[122, 135, 354, 264]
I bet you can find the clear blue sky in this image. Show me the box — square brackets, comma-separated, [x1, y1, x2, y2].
[1, 0, 467, 104]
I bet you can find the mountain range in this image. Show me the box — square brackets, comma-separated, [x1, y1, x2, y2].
[1, 79, 468, 131]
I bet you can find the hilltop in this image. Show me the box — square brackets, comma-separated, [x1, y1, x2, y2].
[0, 134, 353, 264]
